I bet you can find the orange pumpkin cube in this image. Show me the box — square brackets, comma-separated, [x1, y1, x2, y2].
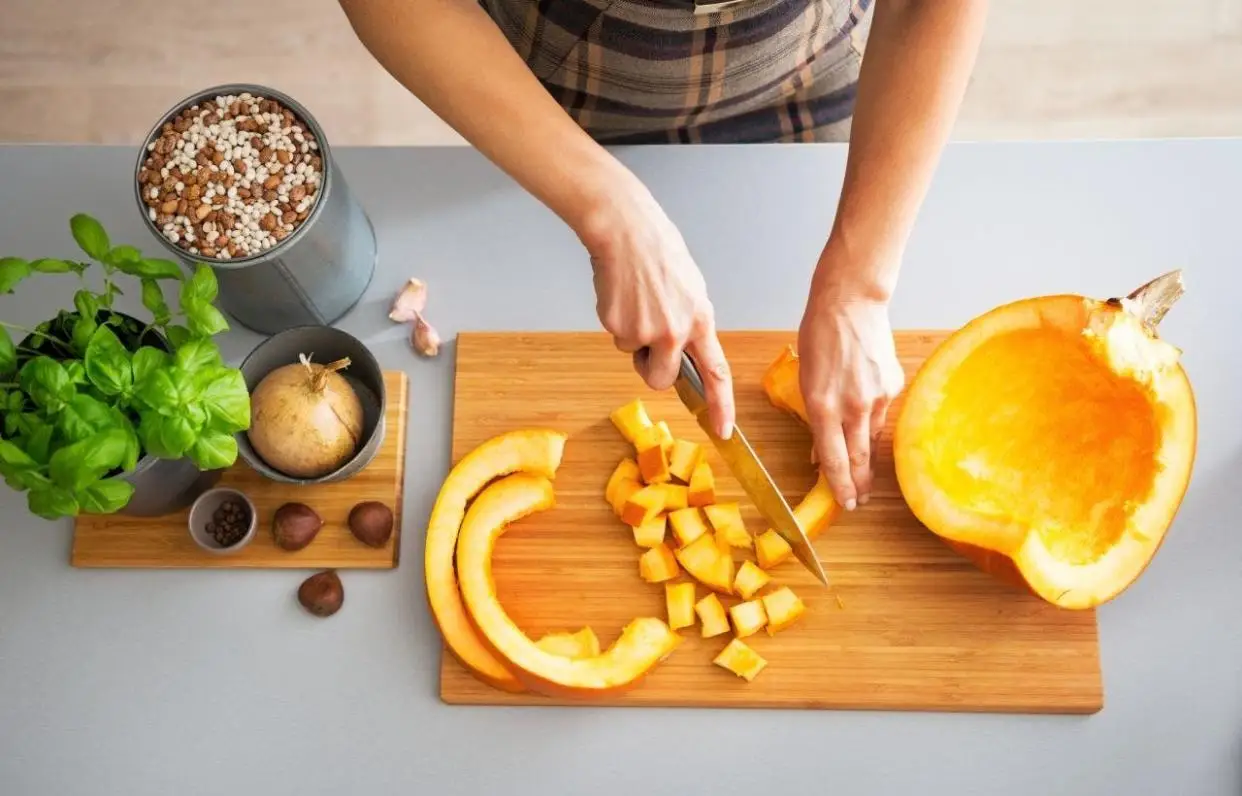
[675, 533, 734, 594]
[655, 420, 675, 456]
[733, 560, 771, 600]
[656, 483, 689, 511]
[713, 638, 767, 681]
[688, 460, 716, 507]
[610, 398, 653, 444]
[665, 582, 696, 631]
[605, 458, 640, 506]
[755, 529, 794, 569]
[639, 543, 680, 583]
[695, 593, 730, 638]
[668, 439, 704, 484]
[631, 515, 667, 548]
[728, 599, 768, 638]
[704, 502, 751, 549]
[761, 587, 807, 635]
[634, 425, 671, 485]
[620, 484, 666, 527]
[668, 507, 710, 547]
[610, 479, 642, 518]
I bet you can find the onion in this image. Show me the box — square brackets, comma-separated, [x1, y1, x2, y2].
[248, 354, 365, 478]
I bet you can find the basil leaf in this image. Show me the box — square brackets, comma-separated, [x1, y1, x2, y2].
[112, 409, 140, 471]
[131, 346, 169, 384]
[84, 325, 133, 397]
[136, 258, 184, 280]
[71, 316, 98, 356]
[181, 264, 219, 305]
[183, 301, 229, 338]
[64, 361, 87, 386]
[28, 486, 79, 519]
[190, 431, 238, 471]
[48, 428, 128, 491]
[170, 367, 200, 402]
[29, 260, 79, 275]
[19, 357, 74, 410]
[58, 393, 114, 443]
[174, 338, 221, 373]
[140, 278, 171, 325]
[165, 324, 191, 350]
[77, 477, 135, 514]
[0, 257, 31, 293]
[8, 392, 23, 412]
[103, 245, 142, 269]
[24, 421, 54, 465]
[4, 467, 50, 492]
[139, 414, 196, 459]
[74, 290, 99, 321]
[199, 368, 250, 432]
[133, 369, 178, 413]
[0, 438, 37, 469]
[69, 214, 110, 260]
[12, 411, 41, 438]
[0, 326, 15, 376]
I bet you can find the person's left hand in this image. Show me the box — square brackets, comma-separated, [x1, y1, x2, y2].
[796, 257, 905, 511]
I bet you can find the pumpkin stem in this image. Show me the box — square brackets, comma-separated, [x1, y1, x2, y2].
[1114, 269, 1184, 335]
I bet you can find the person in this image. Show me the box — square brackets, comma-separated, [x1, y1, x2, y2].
[339, 0, 988, 510]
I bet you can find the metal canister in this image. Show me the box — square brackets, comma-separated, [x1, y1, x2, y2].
[133, 83, 376, 335]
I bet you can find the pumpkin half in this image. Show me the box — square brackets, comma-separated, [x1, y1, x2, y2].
[892, 271, 1196, 609]
[424, 429, 568, 692]
[456, 472, 682, 698]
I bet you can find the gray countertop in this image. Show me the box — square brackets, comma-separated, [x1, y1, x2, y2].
[0, 141, 1239, 796]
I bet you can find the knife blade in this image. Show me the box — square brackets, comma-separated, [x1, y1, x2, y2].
[672, 352, 830, 587]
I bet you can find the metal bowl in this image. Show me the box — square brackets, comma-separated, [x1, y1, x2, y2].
[236, 325, 387, 485]
[132, 83, 377, 336]
[187, 487, 257, 554]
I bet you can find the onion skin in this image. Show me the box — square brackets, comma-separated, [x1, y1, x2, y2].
[248, 355, 365, 478]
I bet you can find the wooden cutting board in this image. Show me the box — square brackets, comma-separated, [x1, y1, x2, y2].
[439, 332, 1102, 713]
[71, 371, 408, 569]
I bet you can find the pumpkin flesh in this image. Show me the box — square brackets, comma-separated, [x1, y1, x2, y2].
[894, 278, 1195, 609]
[424, 429, 568, 692]
[456, 472, 682, 697]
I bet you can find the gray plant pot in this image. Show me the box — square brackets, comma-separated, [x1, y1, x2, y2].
[118, 455, 222, 517]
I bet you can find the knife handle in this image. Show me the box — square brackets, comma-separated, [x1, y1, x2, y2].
[677, 352, 706, 398]
[632, 348, 707, 399]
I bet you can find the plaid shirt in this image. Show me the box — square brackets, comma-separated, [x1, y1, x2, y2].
[482, 0, 872, 143]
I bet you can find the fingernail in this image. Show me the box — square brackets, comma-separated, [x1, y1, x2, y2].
[858, 494, 870, 506]
[844, 498, 857, 511]
[719, 421, 733, 440]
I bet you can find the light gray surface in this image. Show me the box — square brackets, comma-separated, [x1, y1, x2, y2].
[0, 142, 1239, 796]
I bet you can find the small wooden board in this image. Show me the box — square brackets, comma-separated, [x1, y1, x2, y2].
[71, 371, 409, 569]
[439, 332, 1103, 714]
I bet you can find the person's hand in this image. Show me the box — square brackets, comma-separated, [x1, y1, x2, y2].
[580, 181, 736, 439]
[797, 257, 905, 510]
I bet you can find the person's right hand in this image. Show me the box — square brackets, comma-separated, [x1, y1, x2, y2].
[580, 182, 736, 440]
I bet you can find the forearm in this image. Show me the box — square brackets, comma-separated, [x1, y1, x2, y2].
[338, 0, 638, 238]
[819, 0, 988, 299]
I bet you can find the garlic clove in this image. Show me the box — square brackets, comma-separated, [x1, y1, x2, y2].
[388, 277, 428, 323]
[412, 314, 441, 357]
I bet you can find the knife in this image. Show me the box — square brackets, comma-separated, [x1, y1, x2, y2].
[671, 351, 831, 587]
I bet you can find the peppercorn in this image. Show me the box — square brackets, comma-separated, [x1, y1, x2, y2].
[207, 497, 252, 547]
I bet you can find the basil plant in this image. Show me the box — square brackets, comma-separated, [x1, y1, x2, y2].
[0, 214, 251, 520]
